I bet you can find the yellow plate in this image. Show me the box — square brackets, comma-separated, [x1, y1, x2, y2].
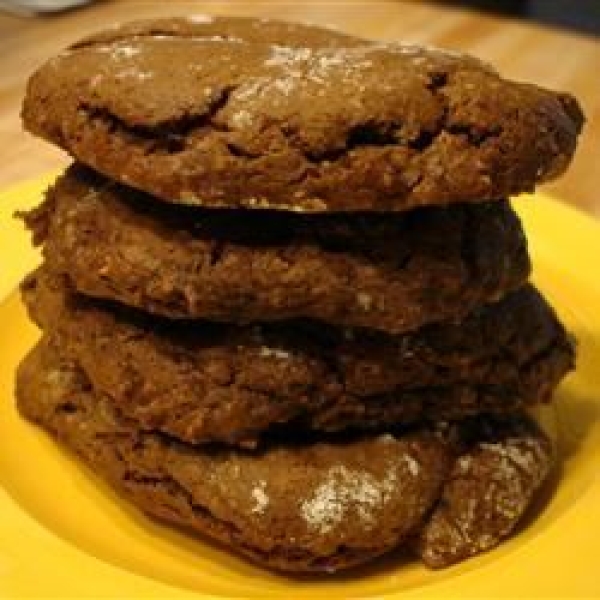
[1, 176, 599, 599]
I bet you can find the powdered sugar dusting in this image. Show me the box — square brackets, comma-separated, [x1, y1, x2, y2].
[403, 454, 421, 477]
[230, 109, 254, 128]
[111, 45, 141, 59]
[420, 423, 551, 563]
[300, 464, 401, 534]
[90, 43, 142, 61]
[235, 78, 268, 102]
[300, 47, 373, 85]
[114, 67, 153, 81]
[251, 480, 270, 514]
[357, 292, 373, 311]
[259, 347, 291, 360]
[265, 45, 313, 67]
[272, 78, 296, 96]
[149, 34, 243, 43]
[234, 45, 377, 103]
[457, 455, 472, 471]
[187, 14, 214, 24]
[378, 41, 495, 71]
[376, 41, 465, 60]
[479, 439, 546, 474]
[443, 436, 551, 547]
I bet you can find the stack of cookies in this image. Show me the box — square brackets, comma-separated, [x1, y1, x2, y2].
[16, 17, 583, 573]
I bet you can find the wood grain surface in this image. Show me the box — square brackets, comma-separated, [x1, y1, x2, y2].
[1, 1, 598, 215]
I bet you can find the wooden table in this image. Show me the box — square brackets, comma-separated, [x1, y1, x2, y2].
[1, 1, 598, 216]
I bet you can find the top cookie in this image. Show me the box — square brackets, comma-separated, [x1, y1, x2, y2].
[22, 16, 584, 212]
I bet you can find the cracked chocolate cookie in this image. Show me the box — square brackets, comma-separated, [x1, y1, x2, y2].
[24, 165, 529, 332]
[16, 338, 553, 572]
[416, 415, 554, 568]
[22, 17, 583, 212]
[22, 268, 574, 447]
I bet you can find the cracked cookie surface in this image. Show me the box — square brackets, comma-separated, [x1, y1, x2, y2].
[22, 17, 583, 211]
[16, 338, 553, 572]
[24, 165, 529, 332]
[416, 416, 554, 568]
[22, 268, 574, 447]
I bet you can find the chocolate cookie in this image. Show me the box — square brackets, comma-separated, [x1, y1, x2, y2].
[16, 338, 553, 572]
[22, 17, 583, 212]
[16, 338, 451, 573]
[416, 416, 553, 568]
[23, 268, 574, 447]
[24, 165, 530, 332]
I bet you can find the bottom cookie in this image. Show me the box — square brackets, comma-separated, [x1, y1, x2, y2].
[16, 338, 553, 573]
